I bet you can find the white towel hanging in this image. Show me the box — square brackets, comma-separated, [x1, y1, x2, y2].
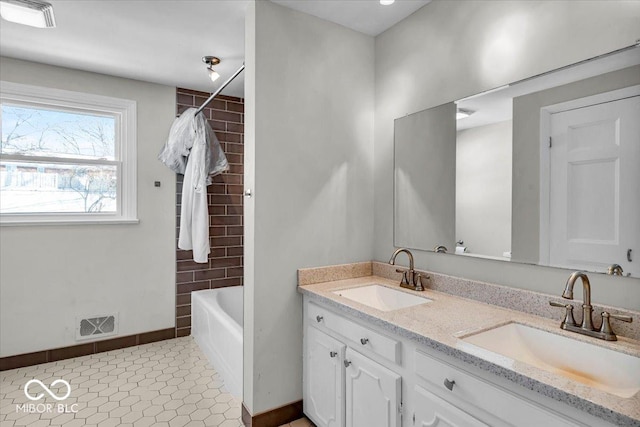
[159, 108, 229, 263]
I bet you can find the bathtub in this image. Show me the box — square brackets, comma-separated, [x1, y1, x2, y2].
[192, 287, 243, 397]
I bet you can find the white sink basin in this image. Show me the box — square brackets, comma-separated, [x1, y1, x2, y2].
[333, 284, 431, 312]
[460, 323, 640, 398]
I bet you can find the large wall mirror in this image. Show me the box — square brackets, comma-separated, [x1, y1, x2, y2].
[394, 45, 640, 278]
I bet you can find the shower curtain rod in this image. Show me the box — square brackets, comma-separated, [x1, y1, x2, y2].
[195, 63, 245, 116]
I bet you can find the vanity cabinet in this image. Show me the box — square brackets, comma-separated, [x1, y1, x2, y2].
[303, 297, 617, 427]
[413, 349, 582, 427]
[305, 326, 345, 427]
[413, 384, 488, 427]
[344, 348, 401, 427]
[307, 301, 401, 364]
[305, 302, 402, 427]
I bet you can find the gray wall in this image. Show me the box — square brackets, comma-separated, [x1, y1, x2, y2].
[244, 0, 375, 414]
[512, 65, 640, 264]
[0, 58, 176, 357]
[457, 120, 512, 258]
[374, 0, 640, 309]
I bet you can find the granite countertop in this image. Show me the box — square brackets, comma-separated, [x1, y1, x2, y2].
[298, 274, 640, 427]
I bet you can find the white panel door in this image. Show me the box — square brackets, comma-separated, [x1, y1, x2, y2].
[413, 385, 488, 427]
[305, 326, 345, 427]
[344, 348, 401, 427]
[549, 95, 640, 275]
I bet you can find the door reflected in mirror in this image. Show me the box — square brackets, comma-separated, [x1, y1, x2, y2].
[394, 45, 640, 277]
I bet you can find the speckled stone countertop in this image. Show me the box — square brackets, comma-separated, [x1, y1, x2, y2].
[298, 268, 640, 426]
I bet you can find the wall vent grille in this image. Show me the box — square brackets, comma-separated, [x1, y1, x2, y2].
[76, 314, 118, 340]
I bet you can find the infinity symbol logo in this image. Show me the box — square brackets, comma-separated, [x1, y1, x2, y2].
[24, 379, 71, 401]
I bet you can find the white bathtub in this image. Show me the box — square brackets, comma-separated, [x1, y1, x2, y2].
[192, 287, 243, 397]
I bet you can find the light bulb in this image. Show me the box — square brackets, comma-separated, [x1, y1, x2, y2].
[380, 0, 395, 5]
[208, 68, 220, 83]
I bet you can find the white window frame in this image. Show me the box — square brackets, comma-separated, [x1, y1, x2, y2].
[0, 81, 137, 225]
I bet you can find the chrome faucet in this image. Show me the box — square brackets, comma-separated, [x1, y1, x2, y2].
[389, 248, 424, 291]
[549, 271, 632, 341]
[607, 264, 624, 276]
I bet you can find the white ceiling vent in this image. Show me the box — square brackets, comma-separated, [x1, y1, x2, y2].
[76, 314, 118, 340]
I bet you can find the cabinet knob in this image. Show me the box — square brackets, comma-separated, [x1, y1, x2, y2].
[444, 378, 455, 391]
[316, 315, 323, 323]
[360, 338, 369, 345]
[344, 360, 351, 368]
[329, 351, 338, 358]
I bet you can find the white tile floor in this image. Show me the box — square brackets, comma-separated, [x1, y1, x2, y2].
[0, 337, 243, 427]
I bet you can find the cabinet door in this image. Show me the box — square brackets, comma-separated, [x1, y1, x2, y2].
[305, 326, 345, 427]
[344, 348, 401, 427]
[415, 349, 583, 427]
[413, 385, 488, 427]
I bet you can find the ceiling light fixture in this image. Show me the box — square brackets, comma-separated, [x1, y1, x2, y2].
[456, 108, 475, 120]
[0, 0, 56, 28]
[202, 56, 221, 83]
[380, 0, 395, 5]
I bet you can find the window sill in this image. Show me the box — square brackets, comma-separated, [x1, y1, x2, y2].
[0, 218, 140, 226]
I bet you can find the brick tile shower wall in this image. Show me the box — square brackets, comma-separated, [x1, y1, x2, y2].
[175, 88, 244, 338]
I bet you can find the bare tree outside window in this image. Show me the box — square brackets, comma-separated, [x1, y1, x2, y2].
[0, 105, 118, 214]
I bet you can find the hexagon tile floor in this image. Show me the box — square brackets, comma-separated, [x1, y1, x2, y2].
[0, 337, 244, 427]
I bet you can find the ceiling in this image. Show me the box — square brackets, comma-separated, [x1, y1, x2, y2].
[271, 0, 430, 37]
[0, 0, 431, 98]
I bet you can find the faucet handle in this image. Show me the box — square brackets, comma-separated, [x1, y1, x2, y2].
[599, 312, 632, 338]
[607, 264, 624, 275]
[610, 313, 633, 323]
[549, 301, 577, 327]
[414, 273, 425, 291]
[396, 269, 410, 285]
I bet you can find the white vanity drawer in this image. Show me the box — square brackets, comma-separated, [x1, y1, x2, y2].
[308, 302, 401, 364]
[414, 349, 581, 427]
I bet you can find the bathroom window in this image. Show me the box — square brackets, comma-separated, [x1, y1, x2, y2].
[0, 81, 137, 224]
